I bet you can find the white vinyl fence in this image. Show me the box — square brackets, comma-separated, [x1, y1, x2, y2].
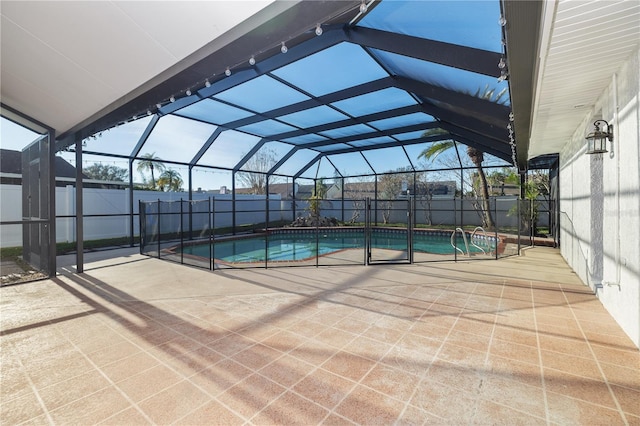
[1, 184, 548, 248]
[0, 185, 285, 248]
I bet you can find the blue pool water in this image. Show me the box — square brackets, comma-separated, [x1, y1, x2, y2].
[181, 230, 492, 263]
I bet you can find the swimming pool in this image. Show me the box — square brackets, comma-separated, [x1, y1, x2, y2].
[180, 229, 495, 263]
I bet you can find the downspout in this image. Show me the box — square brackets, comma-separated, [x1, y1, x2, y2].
[604, 73, 621, 288]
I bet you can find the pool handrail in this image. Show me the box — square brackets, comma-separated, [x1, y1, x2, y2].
[451, 227, 470, 256]
[470, 226, 491, 255]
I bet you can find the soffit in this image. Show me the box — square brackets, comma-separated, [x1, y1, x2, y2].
[528, 0, 640, 159]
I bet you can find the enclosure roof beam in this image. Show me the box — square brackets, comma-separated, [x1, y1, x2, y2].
[220, 77, 395, 130]
[416, 101, 507, 142]
[435, 122, 510, 160]
[346, 26, 502, 77]
[315, 134, 451, 157]
[297, 122, 441, 150]
[189, 127, 225, 166]
[263, 103, 423, 142]
[449, 134, 510, 162]
[293, 153, 323, 180]
[266, 145, 298, 176]
[232, 138, 268, 172]
[222, 74, 508, 139]
[395, 77, 511, 126]
[129, 114, 160, 159]
[442, 124, 511, 162]
[293, 134, 450, 180]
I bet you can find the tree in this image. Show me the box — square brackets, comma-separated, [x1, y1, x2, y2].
[236, 149, 279, 194]
[157, 169, 184, 192]
[308, 179, 328, 219]
[136, 153, 166, 190]
[516, 171, 550, 236]
[377, 167, 412, 224]
[414, 172, 434, 226]
[418, 140, 496, 229]
[84, 163, 127, 182]
[486, 167, 519, 195]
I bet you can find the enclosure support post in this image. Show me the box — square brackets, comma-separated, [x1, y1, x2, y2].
[232, 171, 236, 235]
[517, 195, 521, 255]
[210, 197, 214, 271]
[188, 166, 193, 241]
[180, 198, 184, 265]
[374, 176, 378, 226]
[454, 197, 458, 262]
[408, 195, 413, 264]
[315, 203, 319, 268]
[138, 200, 143, 254]
[75, 138, 84, 273]
[265, 176, 269, 269]
[494, 198, 498, 260]
[341, 179, 345, 223]
[157, 199, 161, 258]
[460, 167, 464, 226]
[365, 197, 371, 265]
[129, 159, 135, 247]
[292, 178, 297, 219]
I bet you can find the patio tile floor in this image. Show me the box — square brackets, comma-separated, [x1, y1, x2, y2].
[1, 247, 638, 425]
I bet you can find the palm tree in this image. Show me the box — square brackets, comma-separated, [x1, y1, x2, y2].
[157, 169, 183, 192]
[418, 139, 496, 229]
[137, 153, 166, 190]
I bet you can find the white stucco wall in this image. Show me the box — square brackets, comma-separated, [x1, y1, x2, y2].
[559, 48, 640, 348]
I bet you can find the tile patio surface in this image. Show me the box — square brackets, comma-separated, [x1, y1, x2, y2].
[1, 247, 639, 425]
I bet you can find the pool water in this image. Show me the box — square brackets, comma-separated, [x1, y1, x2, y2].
[181, 230, 491, 263]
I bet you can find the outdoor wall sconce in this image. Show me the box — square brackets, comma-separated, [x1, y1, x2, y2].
[585, 119, 613, 154]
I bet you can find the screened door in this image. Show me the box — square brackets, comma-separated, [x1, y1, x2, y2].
[365, 197, 413, 264]
[21, 135, 54, 275]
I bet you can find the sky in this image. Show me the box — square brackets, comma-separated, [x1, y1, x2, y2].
[1, 114, 511, 194]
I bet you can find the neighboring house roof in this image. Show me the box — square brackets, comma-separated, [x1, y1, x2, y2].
[0, 149, 87, 179]
[235, 182, 315, 199]
[327, 181, 456, 199]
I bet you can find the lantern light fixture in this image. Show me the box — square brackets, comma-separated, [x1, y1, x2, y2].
[585, 119, 613, 154]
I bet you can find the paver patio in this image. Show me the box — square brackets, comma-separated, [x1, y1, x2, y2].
[1, 247, 638, 425]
